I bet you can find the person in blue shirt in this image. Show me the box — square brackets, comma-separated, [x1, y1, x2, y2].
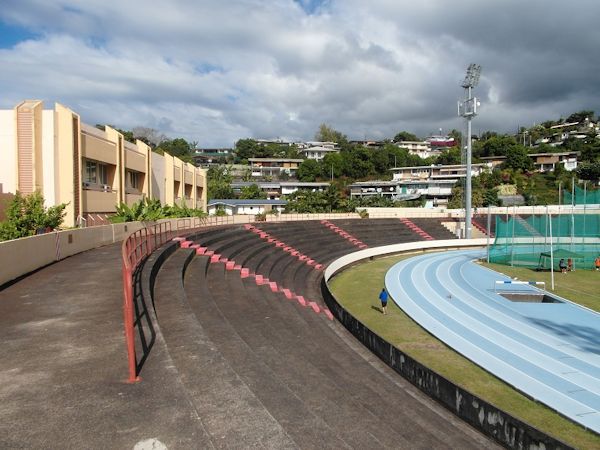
[379, 287, 388, 315]
[559, 258, 567, 274]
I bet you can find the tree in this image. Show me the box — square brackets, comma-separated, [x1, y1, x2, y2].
[479, 135, 517, 157]
[116, 128, 135, 142]
[387, 145, 411, 168]
[393, 131, 419, 142]
[275, 143, 301, 159]
[235, 139, 260, 162]
[322, 153, 344, 179]
[479, 130, 498, 141]
[207, 166, 234, 199]
[448, 129, 462, 149]
[483, 188, 500, 207]
[314, 123, 347, 144]
[576, 161, 600, 182]
[323, 184, 340, 211]
[370, 146, 391, 174]
[435, 147, 462, 165]
[297, 159, 321, 182]
[447, 185, 484, 209]
[239, 184, 266, 200]
[157, 138, 194, 163]
[284, 190, 330, 213]
[541, 119, 558, 129]
[562, 137, 585, 153]
[0, 192, 67, 241]
[504, 145, 534, 171]
[132, 127, 167, 148]
[478, 169, 502, 190]
[342, 147, 374, 179]
[567, 110, 594, 124]
[579, 140, 600, 163]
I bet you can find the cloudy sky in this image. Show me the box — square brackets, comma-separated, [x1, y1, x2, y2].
[1, 0, 599, 146]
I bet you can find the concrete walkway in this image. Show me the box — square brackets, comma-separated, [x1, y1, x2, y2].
[0, 244, 205, 449]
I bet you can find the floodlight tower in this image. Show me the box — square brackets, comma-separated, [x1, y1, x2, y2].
[458, 63, 481, 239]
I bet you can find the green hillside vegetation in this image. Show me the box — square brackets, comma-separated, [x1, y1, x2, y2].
[111, 111, 600, 207]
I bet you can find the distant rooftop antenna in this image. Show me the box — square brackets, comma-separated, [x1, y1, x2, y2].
[458, 63, 482, 239]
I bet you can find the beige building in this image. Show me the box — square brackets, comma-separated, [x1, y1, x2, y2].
[479, 151, 579, 173]
[391, 163, 489, 181]
[248, 158, 303, 178]
[0, 100, 207, 227]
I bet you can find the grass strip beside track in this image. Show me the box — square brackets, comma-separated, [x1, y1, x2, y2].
[329, 253, 600, 450]
[480, 262, 599, 312]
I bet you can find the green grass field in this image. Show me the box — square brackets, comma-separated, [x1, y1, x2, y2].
[329, 252, 600, 450]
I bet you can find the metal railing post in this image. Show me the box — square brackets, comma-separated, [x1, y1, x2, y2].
[122, 255, 139, 383]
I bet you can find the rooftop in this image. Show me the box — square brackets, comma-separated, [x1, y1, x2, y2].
[301, 146, 338, 152]
[208, 199, 288, 206]
[350, 179, 458, 187]
[390, 163, 488, 171]
[480, 151, 580, 160]
[248, 158, 304, 163]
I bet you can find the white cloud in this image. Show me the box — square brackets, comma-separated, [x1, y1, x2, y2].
[0, 0, 599, 146]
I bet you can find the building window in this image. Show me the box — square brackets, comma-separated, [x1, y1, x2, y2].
[126, 170, 140, 190]
[85, 161, 96, 184]
[98, 164, 107, 185]
[84, 160, 108, 186]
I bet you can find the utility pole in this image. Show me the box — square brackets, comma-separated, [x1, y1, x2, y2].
[458, 63, 482, 239]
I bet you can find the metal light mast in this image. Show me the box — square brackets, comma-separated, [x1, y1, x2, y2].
[458, 63, 481, 239]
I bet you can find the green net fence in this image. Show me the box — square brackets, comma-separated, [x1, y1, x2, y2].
[563, 185, 600, 205]
[488, 213, 600, 270]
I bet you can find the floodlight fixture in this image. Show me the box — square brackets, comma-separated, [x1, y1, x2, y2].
[461, 63, 482, 88]
[457, 63, 482, 239]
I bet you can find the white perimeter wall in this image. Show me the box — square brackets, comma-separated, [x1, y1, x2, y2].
[0, 110, 16, 193]
[237, 205, 263, 214]
[324, 238, 488, 282]
[208, 205, 234, 215]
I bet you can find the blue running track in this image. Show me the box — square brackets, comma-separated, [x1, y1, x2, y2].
[385, 249, 600, 433]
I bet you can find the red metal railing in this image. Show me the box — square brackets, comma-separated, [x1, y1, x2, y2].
[121, 215, 238, 382]
[121, 221, 174, 382]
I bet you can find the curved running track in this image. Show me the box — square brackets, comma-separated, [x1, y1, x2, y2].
[385, 249, 600, 433]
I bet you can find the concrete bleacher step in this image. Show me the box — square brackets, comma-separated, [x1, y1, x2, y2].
[245, 225, 329, 271]
[216, 259, 471, 448]
[152, 250, 297, 448]
[152, 226, 496, 449]
[330, 219, 427, 247]
[410, 218, 458, 240]
[194, 228, 264, 260]
[185, 260, 352, 448]
[207, 244, 330, 320]
[199, 262, 437, 448]
[258, 222, 356, 256]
